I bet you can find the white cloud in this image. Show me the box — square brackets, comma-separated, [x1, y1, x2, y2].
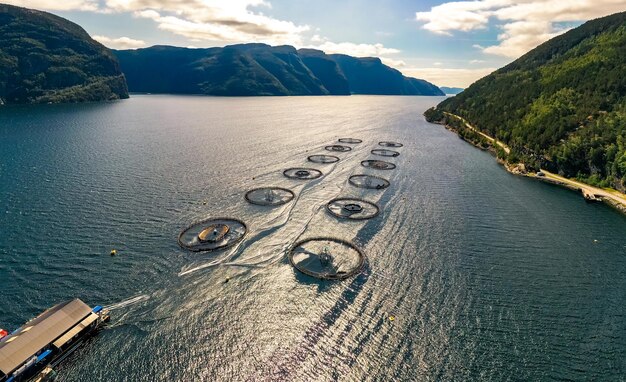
[303, 37, 403, 69]
[2, 0, 99, 11]
[133, 9, 307, 45]
[93, 35, 147, 49]
[415, 0, 508, 35]
[108, 2, 405, 62]
[402, 67, 497, 88]
[109, 1, 310, 46]
[415, 0, 626, 57]
[16, 0, 405, 65]
[481, 20, 565, 57]
[310, 34, 324, 43]
[310, 41, 400, 57]
[381, 57, 406, 68]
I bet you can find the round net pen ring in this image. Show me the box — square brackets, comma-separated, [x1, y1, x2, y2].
[325, 144, 352, 152]
[371, 149, 400, 157]
[178, 217, 247, 252]
[360, 160, 396, 170]
[288, 237, 366, 280]
[348, 174, 390, 190]
[338, 138, 362, 144]
[379, 141, 403, 148]
[245, 187, 295, 206]
[307, 154, 340, 164]
[283, 167, 323, 180]
[326, 197, 380, 220]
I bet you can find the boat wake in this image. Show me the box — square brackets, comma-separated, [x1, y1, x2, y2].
[104, 294, 150, 310]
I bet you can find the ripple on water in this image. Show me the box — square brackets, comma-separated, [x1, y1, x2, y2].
[0, 96, 625, 381]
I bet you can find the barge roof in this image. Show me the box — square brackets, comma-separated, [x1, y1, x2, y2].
[0, 299, 92, 376]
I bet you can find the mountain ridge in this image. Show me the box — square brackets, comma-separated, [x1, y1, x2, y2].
[114, 44, 444, 97]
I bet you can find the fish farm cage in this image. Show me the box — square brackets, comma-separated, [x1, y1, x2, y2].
[245, 187, 295, 206]
[178, 217, 247, 252]
[338, 138, 362, 144]
[371, 149, 400, 157]
[361, 160, 396, 170]
[326, 197, 380, 220]
[307, 154, 340, 164]
[325, 144, 352, 152]
[379, 141, 403, 148]
[348, 174, 390, 190]
[288, 237, 366, 280]
[283, 168, 323, 180]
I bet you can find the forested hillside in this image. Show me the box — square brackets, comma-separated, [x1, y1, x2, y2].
[0, 4, 128, 105]
[426, 11, 626, 191]
[115, 44, 445, 96]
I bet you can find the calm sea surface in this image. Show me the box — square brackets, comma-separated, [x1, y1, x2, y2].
[1, 95, 625, 381]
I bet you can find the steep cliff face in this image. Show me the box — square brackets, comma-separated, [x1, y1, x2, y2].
[298, 49, 350, 95]
[0, 4, 128, 105]
[330, 54, 444, 96]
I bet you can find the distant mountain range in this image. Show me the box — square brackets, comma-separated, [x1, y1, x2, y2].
[0, 4, 128, 105]
[114, 44, 444, 96]
[440, 87, 464, 95]
[0, 3, 444, 104]
[426, 11, 626, 191]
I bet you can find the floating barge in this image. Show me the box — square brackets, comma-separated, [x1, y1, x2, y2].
[0, 299, 109, 382]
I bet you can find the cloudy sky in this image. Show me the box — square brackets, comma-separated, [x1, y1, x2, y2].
[7, 0, 626, 87]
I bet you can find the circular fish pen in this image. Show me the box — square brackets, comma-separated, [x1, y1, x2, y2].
[338, 138, 362, 144]
[325, 144, 352, 152]
[361, 160, 396, 170]
[283, 168, 323, 180]
[245, 187, 295, 206]
[379, 141, 403, 148]
[349, 174, 390, 190]
[308, 154, 340, 164]
[288, 237, 366, 280]
[178, 217, 247, 252]
[326, 197, 380, 220]
[371, 148, 400, 157]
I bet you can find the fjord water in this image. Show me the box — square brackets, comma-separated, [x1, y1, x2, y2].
[1, 95, 625, 381]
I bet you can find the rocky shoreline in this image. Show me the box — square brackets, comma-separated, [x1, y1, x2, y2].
[436, 120, 626, 216]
